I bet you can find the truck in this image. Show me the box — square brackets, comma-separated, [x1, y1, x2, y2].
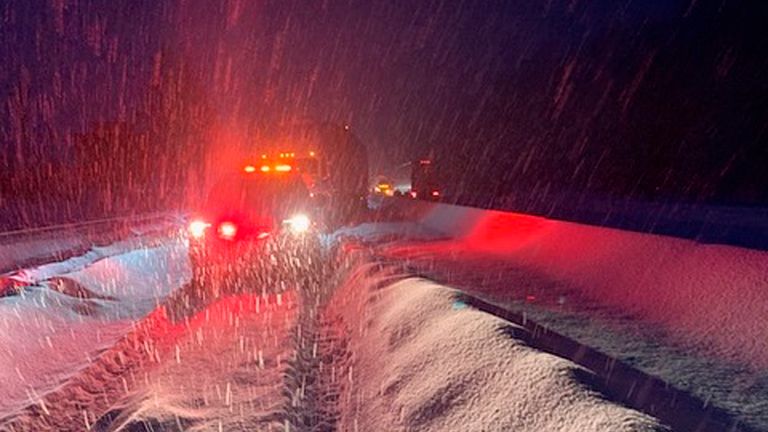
[245, 121, 369, 224]
[410, 158, 441, 201]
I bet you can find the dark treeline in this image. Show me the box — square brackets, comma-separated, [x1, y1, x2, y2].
[419, 0, 768, 209]
[2, 0, 768, 232]
[0, 48, 210, 231]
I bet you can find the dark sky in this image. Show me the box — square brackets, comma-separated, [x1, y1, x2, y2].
[2, 0, 767, 205]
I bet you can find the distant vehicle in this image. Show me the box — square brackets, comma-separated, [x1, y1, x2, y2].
[372, 177, 395, 196]
[410, 159, 441, 201]
[187, 166, 316, 285]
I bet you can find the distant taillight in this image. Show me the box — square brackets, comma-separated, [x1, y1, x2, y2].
[189, 220, 210, 238]
[217, 221, 238, 240]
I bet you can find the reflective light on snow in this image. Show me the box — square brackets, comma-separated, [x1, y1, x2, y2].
[2, 0, 768, 430]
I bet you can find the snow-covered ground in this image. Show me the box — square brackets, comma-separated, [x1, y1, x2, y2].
[325, 257, 665, 431]
[4, 197, 765, 430]
[362, 199, 768, 431]
[0, 215, 180, 275]
[0, 238, 189, 417]
[91, 291, 297, 431]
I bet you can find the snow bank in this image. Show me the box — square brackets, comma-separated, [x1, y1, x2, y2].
[327, 221, 445, 245]
[325, 257, 664, 431]
[0, 239, 190, 415]
[0, 215, 180, 275]
[386, 199, 768, 370]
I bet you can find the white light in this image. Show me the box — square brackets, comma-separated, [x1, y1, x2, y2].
[217, 221, 238, 240]
[189, 220, 210, 238]
[285, 214, 311, 233]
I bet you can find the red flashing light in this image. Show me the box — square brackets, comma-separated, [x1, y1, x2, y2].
[217, 222, 238, 240]
[244, 165, 256, 173]
[431, 190, 440, 197]
[260, 165, 271, 172]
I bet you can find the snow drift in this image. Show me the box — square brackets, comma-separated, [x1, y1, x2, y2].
[323, 255, 665, 431]
[386, 198, 768, 370]
[0, 239, 189, 417]
[372, 198, 768, 431]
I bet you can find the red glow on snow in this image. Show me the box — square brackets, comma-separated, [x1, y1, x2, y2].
[465, 211, 552, 250]
[379, 199, 768, 370]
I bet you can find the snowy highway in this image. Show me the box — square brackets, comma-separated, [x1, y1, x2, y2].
[1, 201, 766, 431]
[3, 1, 768, 430]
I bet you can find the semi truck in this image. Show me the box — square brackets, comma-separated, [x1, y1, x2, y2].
[246, 122, 369, 224]
[410, 159, 441, 201]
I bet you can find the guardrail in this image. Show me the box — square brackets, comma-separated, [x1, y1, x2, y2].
[0, 212, 184, 275]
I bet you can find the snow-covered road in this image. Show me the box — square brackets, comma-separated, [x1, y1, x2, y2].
[1, 202, 765, 431]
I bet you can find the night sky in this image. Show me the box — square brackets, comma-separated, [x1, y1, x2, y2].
[2, 0, 768, 222]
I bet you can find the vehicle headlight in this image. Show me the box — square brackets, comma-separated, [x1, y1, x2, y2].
[284, 214, 311, 233]
[188, 220, 210, 238]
